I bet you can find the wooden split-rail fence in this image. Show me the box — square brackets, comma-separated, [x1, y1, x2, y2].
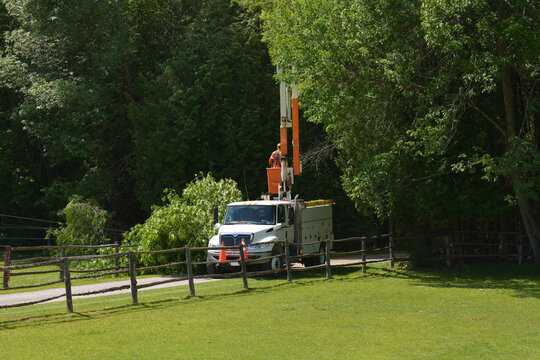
[0, 234, 401, 313]
[416, 230, 528, 266]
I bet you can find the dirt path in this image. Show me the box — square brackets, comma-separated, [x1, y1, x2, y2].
[0, 276, 219, 307]
[0, 253, 408, 307]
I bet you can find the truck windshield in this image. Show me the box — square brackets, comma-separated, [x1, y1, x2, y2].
[223, 205, 276, 225]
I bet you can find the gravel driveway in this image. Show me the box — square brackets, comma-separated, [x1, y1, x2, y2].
[1, 253, 408, 307]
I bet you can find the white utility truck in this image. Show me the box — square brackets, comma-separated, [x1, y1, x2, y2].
[206, 68, 335, 274]
[206, 198, 333, 274]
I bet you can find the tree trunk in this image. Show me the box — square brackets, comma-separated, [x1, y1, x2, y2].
[516, 195, 540, 263]
[500, 62, 540, 263]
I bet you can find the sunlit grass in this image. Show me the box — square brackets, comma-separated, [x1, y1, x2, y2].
[1, 263, 539, 359]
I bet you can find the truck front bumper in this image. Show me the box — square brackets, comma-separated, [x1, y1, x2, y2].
[207, 250, 271, 268]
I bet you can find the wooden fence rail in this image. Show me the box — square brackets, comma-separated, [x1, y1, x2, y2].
[417, 231, 527, 266]
[1, 234, 398, 312]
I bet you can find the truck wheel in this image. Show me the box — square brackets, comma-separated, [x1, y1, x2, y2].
[206, 254, 220, 275]
[264, 246, 283, 273]
[313, 253, 326, 266]
[206, 262, 217, 275]
[305, 247, 326, 267]
[313, 245, 326, 266]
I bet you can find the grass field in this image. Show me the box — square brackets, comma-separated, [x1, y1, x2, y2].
[1, 263, 539, 359]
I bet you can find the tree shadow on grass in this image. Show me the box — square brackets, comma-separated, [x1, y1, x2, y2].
[9, 263, 535, 329]
[0, 305, 135, 330]
[376, 263, 540, 299]
[0, 267, 363, 330]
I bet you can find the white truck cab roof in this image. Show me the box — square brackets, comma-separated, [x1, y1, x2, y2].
[226, 200, 292, 206]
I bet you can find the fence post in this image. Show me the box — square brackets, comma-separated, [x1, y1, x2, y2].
[284, 237, 292, 282]
[114, 241, 119, 278]
[325, 238, 332, 279]
[59, 245, 66, 281]
[128, 251, 138, 304]
[389, 235, 395, 268]
[185, 245, 196, 296]
[361, 240, 367, 273]
[3, 245, 10, 289]
[63, 257, 73, 313]
[445, 236, 452, 267]
[239, 244, 249, 290]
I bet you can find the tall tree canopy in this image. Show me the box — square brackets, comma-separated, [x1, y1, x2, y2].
[0, 0, 134, 220]
[128, 0, 278, 208]
[1, 0, 537, 259]
[0, 0, 281, 230]
[257, 0, 539, 260]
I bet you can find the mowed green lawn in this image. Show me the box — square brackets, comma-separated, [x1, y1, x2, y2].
[1, 263, 539, 359]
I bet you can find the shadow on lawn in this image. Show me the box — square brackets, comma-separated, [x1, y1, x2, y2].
[377, 263, 540, 299]
[0, 267, 360, 330]
[0, 296, 205, 330]
[3, 263, 536, 329]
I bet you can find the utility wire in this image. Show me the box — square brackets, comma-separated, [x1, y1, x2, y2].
[0, 214, 61, 225]
[0, 237, 50, 241]
[0, 214, 126, 233]
[0, 224, 53, 231]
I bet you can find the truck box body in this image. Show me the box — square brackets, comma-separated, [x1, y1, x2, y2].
[298, 201, 334, 256]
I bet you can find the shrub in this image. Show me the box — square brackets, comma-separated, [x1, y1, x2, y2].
[49, 196, 110, 249]
[47, 196, 115, 270]
[125, 173, 242, 273]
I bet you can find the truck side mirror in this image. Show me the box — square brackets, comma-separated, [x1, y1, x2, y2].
[213, 206, 218, 225]
[288, 208, 294, 225]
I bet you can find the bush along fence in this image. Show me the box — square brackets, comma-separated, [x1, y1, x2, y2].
[0, 234, 403, 312]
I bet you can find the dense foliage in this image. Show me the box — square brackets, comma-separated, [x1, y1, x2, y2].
[0, 0, 280, 226]
[1, 0, 537, 261]
[125, 173, 242, 271]
[50, 196, 109, 247]
[257, 0, 539, 259]
[128, 0, 278, 209]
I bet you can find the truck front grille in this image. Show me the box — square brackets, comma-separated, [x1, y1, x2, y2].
[220, 233, 252, 247]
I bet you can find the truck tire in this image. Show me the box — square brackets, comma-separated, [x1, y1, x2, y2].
[206, 254, 221, 275]
[303, 256, 314, 267]
[206, 262, 217, 275]
[305, 246, 326, 267]
[313, 245, 326, 266]
[264, 246, 284, 273]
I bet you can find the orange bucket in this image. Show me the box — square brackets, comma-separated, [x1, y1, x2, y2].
[267, 168, 281, 194]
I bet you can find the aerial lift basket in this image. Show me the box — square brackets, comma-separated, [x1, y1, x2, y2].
[266, 168, 282, 194]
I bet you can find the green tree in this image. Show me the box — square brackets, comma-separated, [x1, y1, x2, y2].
[0, 0, 136, 220]
[129, 0, 278, 208]
[0, 0, 283, 232]
[49, 196, 110, 247]
[257, 0, 539, 259]
[0, 2, 49, 220]
[124, 0, 200, 74]
[125, 173, 242, 272]
[420, 0, 540, 260]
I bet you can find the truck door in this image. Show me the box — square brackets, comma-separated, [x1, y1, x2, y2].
[276, 204, 292, 249]
[277, 205, 286, 224]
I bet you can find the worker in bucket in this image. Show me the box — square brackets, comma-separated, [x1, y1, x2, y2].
[268, 143, 281, 168]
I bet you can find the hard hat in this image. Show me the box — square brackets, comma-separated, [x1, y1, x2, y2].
[277, 143, 281, 148]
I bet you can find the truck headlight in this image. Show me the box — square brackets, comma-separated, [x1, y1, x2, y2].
[249, 243, 270, 249]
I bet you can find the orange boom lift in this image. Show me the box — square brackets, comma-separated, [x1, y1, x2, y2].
[266, 67, 301, 200]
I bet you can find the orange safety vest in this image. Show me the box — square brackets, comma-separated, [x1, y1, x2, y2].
[269, 150, 281, 168]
